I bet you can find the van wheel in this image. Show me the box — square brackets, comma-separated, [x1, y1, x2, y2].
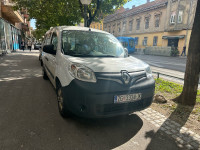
[43, 67, 48, 80]
[57, 83, 71, 118]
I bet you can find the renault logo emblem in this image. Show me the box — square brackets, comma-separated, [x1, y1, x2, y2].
[121, 71, 131, 85]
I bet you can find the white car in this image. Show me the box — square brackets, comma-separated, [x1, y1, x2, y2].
[42, 26, 155, 118]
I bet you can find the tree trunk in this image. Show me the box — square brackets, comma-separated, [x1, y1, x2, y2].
[176, 0, 200, 105]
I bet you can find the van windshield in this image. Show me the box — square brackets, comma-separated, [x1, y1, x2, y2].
[62, 30, 126, 57]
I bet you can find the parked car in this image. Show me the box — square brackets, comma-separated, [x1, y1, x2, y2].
[42, 26, 155, 118]
[34, 43, 42, 50]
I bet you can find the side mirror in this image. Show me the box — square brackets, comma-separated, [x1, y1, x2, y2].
[43, 45, 56, 55]
[124, 48, 129, 57]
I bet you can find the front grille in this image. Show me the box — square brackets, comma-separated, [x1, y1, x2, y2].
[96, 71, 147, 85]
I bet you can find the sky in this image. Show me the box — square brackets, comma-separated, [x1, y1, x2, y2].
[30, 0, 154, 30]
[30, 19, 36, 30]
[124, 0, 154, 8]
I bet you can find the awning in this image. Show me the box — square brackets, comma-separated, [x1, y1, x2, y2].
[1, 4, 24, 23]
[162, 35, 185, 39]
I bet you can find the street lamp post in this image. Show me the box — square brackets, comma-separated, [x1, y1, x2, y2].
[80, 0, 92, 27]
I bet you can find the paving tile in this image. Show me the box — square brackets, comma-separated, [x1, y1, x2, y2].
[190, 141, 199, 148]
[185, 144, 193, 150]
[173, 122, 181, 127]
[187, 130, 195, 136]
[171, 129, 178, 133]
[155, 124, 161, 128]
[160, 127, 167, 131]
[176, 137, 184, 144]
[194, 134, 200, 139]
[165, 130, 172, 135]
[172, 135, 178, 139]
[181, 127, 188, 131]
[164, 126, 171, 130]
[169, 124, 176, 128]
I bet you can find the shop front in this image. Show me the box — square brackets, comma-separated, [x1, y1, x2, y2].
[0, 18, 6, 55]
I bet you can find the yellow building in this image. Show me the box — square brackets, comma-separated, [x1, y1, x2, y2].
[90, 20, 103, 30]
[104, 0, 197, 56]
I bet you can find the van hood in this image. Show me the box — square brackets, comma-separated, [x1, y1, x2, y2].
[66, 56, 149, 73]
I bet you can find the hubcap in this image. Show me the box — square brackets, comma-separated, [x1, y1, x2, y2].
[57, 88, 64, 111]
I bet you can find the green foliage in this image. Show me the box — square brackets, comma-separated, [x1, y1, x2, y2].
[155, 78, 200, 103]
[170, 47, 180, 57]
[13, 0, 128, 38]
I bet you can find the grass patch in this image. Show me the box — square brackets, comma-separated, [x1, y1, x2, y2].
[155, 78, 200, 103]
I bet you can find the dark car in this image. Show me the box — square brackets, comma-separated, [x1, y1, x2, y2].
[34, 43, 42, 50]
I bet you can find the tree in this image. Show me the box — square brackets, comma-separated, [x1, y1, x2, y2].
[13, 0, 128, 36]
[79, 0, 128, 27]
[175, 0, 200, 106]
[14, 0, 82, 37]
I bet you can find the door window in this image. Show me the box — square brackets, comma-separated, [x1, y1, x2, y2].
[51, 33, 58, 51]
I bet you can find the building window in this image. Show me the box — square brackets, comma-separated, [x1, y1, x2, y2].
[153, 36, 158, 46]
[178, 10, 183, 23]
[129, 20, 133, 31]
[118, 27, 121, 33]
[135, 37, 139, 46]
[100, 24, 102, 30]
[108, 25, 111, 33]
[113, 30, 115, 35]
[155, 16, 160, 27]
[170, 11, 176, 24]
[123, 21, 126, 32]
[97, 24, 99, 29]
[136, 19, 140, 30]
[145, 18, 149, 29]
[143, 37, 148, 46]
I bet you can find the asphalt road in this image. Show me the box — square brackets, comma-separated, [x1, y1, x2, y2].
[131, 54, 187, 73]
[0, 51, 183, 150]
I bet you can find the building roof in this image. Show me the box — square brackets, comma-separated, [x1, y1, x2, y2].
[104, 0, 168, 23]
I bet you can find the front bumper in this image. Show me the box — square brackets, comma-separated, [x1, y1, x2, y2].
[62, 75, 155, 118]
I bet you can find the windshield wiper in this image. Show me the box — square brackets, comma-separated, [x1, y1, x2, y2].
[70, 54, 117, 57]
[71, 54, 95, 57]
[95, 55, 116, 57]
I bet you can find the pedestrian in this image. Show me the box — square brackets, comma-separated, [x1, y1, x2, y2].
[181, 45, 186, 56]
[21, 40, 25, 51]
[28, 40, 32, 51]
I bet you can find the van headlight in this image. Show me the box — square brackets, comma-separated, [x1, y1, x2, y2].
[145, 66, 153, 78]
[69, 63, 97, 83]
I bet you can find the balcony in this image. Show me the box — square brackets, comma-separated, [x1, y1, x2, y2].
[21, 23, 29, 31]
[1, 0, 24, 23]
[24, 14, 29, 18]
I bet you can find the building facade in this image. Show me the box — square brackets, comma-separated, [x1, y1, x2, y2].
[90, 20, 104, 31]
[104, 0, 197, 55]
[0, 0, 32, 54]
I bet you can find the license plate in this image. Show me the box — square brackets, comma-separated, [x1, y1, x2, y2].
[114, 93, 142, 103]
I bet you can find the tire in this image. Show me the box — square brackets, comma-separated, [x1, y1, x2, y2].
[43, 67, 48, 80]
[57, 82, 71, 118]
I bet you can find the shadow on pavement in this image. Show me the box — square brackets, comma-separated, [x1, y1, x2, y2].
[63, 114, 143, 149]
[145, 104, 199, 150]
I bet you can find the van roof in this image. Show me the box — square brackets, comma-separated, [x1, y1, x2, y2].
[46, 26, 108, 34]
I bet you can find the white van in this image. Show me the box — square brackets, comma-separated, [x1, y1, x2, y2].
[42, 26, 155, 118]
